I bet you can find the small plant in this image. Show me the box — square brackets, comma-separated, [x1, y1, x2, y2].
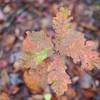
[15, 7, 100, 97]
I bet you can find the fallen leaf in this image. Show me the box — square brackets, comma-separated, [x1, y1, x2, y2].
[48, 55, 71, 96]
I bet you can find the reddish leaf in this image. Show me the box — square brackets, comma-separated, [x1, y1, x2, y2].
[48, 55, 71, 96]
[23, 61, 48, 93]
[53, 7, 100, 70]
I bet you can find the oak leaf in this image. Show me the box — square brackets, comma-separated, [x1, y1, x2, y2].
[20, 30, 54, 69]
[23, 31, 53, 53]
[23, 61, 48, 93]
[48, 55, 71, 96]
[53, 7, 100, 70]
[53, 7, 73, 37]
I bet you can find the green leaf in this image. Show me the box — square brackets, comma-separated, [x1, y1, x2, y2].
[44, 93, 52, 100]
[34, 48, 49, 64]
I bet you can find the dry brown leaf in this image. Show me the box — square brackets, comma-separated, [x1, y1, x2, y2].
[23, 32, 38, 53]
[15, 7, 100, 98]
[23, 54, 71, 96]
[20, 30, 54, 69]
[53, 7, 100, 70]
[48, 55, 71, 96]
[23, 61, 48, 93]
[0, 92, 10, 100]
[2, 34, 16, 50]
[23, 31, 53, 53]
[53, 7, 72, 36]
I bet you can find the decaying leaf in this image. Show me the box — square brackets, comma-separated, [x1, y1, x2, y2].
[23, 31, 53, 53]
[23, 61, 48, 93]
[0, 92, 10, 100]
[54, 30, 100, 70]
[53, 7, 72, 36]
[15, 7, 100, 97]
[23, 54, 71, 96]
[23, 32, 38, 53]
[19, 30, 54, 69]
[53, 7, 100, 70]
[48, 55, 71, 96]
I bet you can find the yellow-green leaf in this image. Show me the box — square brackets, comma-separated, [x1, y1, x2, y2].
[44, 93, 52, 100]
[34, 48, 49, 64]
